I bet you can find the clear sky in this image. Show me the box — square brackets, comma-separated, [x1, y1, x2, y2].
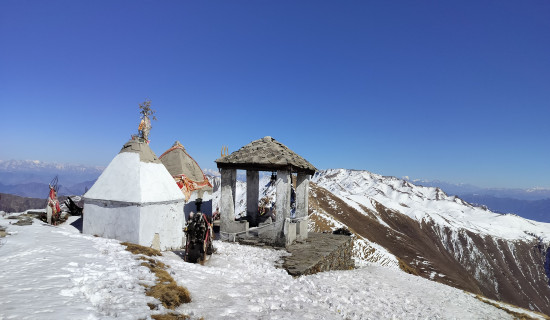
[1, 1, 549, 189]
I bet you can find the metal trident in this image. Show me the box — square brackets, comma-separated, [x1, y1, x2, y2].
[221, 145, 229, 157]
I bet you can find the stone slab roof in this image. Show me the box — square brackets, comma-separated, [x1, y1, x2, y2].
[215, 136, 317, 175]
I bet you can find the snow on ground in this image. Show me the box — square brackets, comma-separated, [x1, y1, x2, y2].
[0, 215, 157, 320]
[2, 214, 543, 320]
[165, 241, 527, 320]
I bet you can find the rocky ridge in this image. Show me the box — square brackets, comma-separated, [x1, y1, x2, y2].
[310, 169, 550, 316]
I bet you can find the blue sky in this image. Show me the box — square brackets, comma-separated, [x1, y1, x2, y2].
[1, 1, 549, 188]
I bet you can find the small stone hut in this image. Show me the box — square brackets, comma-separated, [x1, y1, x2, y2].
[215, 136, 316, 247]
[160, 141, 213, 218]
[83, 138, 185, 250]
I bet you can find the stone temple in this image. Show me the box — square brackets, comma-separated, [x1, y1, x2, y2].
[215, 136, 317, 247]
[82, 138, 185, 251]
[160, 141, 213, 220]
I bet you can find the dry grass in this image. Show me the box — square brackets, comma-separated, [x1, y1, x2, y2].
[398, 258, 419, 275]
[142, 257, 191, 309]
[151, 313, 191, 320]
[121, 242, 191, 317]
[474, 295, 549, 320]
[308, 212, 335, 233]
[121, 242, 161, 256]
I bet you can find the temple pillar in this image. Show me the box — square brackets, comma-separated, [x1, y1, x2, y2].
[275, 170, 291, 246]
[246, 170, 259, 227]
[220, 168, 238, 234]
[296, 173, 310, 241]
[296, 173, 310, 218]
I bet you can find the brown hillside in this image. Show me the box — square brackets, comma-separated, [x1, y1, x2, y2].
[0, 193, 46, 213]
[309, 182, 550, 316]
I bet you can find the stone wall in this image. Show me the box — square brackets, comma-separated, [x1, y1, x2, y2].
[283, 232, 354, 276]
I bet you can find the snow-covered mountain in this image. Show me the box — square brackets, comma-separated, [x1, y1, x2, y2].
[404, 178, 550, 222]
[458, 194, 550, 223]
[311, 169, 550, 315]
[0, 160, 103, 197]
[0, 159, 104, 174]
[408, 177, 550, 201]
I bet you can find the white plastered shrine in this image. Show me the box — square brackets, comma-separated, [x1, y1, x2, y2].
[83, 139, 185, 250]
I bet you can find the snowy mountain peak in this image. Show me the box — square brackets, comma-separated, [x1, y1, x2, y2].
[403, 175, 550, 201]
[0, 159, 105, 172]
[308, 168, 550, 315]
[312, 169, 550, 243]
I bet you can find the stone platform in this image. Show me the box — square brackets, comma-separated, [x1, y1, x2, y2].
[239, 232, 355, 276]
[283, 232, 354, 276]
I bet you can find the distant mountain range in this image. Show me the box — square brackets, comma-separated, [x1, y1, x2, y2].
[458, 194, 550, 223]
[408, 178, 550, 201]
[407, 178, 550, 222]
[0, 193, 47, 213]
[0, 160, 103, 198]
[1, 159, 548, 223]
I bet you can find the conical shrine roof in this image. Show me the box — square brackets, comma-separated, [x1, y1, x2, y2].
[215, 136, 317, 175]
[83, 139, 184, 204]
[159, 141, 206, 182]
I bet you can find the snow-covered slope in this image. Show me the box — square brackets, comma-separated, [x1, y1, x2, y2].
[313, 169, 550, 242]
[1, 214, 544, 320]
[311, 169, 550, 316]
[0, 216, 156, 319]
